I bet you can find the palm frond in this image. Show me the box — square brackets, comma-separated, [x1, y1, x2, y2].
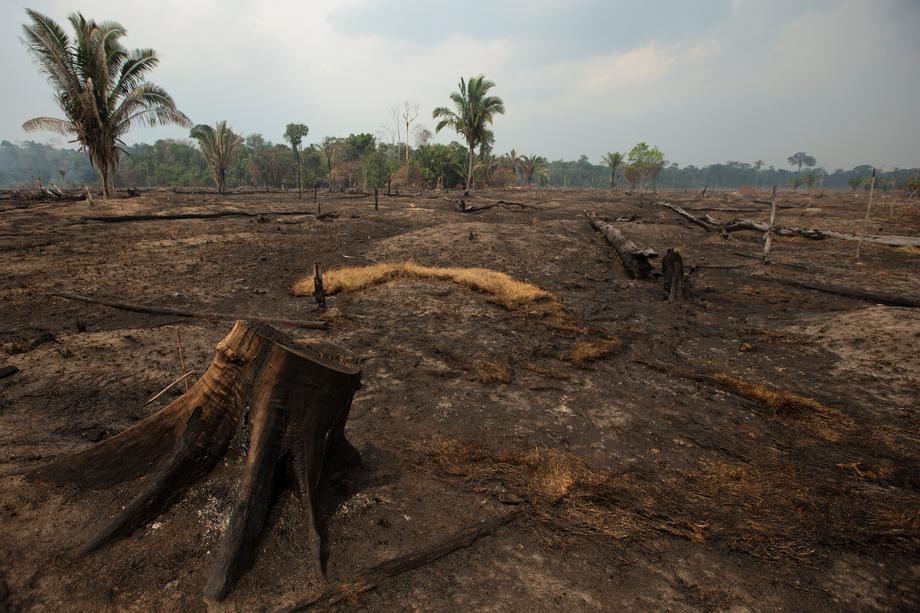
[22, 116, 74, 135]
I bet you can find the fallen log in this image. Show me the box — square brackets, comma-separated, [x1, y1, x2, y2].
[51, 292, 329, 329]
[750, 275, 920, 308]
[279, 508, 523, 612]
[72, 210, 313, 224]
[458, 200, 538, 213]
[22, 321, 361, 600]
[655, 201, 920, 247]
[584, 212, 657, 280]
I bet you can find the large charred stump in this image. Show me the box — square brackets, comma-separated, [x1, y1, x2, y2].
[24, 321, 362, 601]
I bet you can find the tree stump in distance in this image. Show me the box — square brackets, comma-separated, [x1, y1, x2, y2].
[662, 248, 688, 302]
[25, 321, 362, 601]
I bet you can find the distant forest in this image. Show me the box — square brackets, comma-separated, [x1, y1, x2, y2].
[1, 138, 916, 193]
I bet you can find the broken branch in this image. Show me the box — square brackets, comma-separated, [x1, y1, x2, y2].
[51, 292, 329, 329]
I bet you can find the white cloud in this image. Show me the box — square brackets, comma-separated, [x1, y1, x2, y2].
[2, 0, 918, 169]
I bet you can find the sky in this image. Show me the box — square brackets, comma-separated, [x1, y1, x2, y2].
[1, 0, 918, 170]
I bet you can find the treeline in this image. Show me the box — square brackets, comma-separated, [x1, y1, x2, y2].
[1, 138, 916, 193]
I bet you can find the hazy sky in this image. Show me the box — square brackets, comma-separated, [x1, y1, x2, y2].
[2, 0, 918, 170]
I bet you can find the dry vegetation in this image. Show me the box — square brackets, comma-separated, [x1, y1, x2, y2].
[293, 262, 557, 312]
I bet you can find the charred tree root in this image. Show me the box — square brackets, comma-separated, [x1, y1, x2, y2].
[24, 321, 362, 601]
[584, 212, 658, 280]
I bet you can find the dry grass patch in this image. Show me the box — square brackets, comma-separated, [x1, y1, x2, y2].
[406, 437, 920, 562]
[292, 262, 559, 313]
[467, 358, 513, 384]
[710, 371, 853, 442]
[710, 372, 832, 414]
[406, 437, 706, 547]
[563, 337, 622, 366]
[634, 358, 853, 442]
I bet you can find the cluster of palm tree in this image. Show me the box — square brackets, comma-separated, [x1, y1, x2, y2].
[20, 10, 535, 198]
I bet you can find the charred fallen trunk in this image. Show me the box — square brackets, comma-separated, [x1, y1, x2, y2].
[24, 321, 362, 601]
[585, 212, 657, 280]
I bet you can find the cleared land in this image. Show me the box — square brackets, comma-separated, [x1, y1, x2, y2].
[1, 187, 918, 611]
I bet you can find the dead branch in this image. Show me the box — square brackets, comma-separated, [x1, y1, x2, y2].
[278, 508, 523, 612]
[51, 292, 329, 329]
[459, 200, 539, 213]
[655, 201, 920, 247]
[584, 212, 657, 280]
[750, 275, 920, 308]
[71, 210, 314, 224]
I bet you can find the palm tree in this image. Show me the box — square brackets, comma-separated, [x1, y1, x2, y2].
[432, 75, 505, 196]
[284, 123, 309, 198]
[602, 152, 624, 190]
[190, 121, 242, 193]
[20, 10, 189, 198]
[504, 149, 523, 183]
[519, 154, 547, 186]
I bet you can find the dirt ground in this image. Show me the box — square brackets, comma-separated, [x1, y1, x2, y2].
[1, 186, 918, 612]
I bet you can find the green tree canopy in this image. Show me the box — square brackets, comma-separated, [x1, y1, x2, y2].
[432, 75, 505, 195]
[190, 121, 242, 193]
[20, 10, 189, 197]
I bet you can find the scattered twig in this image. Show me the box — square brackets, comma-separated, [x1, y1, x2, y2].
[143, 370, 197, 407]
[277, 508, 523, 612]
[176, 329, 190, 392]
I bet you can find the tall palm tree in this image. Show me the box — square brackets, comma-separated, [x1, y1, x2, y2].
[190, 121, 242, 193]
[432, 75, 505, 196]
[504, 149, 523, 183]
[20, 10, 189, 198]
[519, 154, 547, 186]
[602, 152, 624, 190]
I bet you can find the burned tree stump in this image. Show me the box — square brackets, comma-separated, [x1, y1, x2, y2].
[661, 248, 688, 302]
[24, 321, 362, 601]
[313, 262, 327, 310]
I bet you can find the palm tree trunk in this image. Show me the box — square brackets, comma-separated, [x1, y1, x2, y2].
[100, 165, 111, 200]
[297, 150, 302, 199]
[464, 146, 474, 196]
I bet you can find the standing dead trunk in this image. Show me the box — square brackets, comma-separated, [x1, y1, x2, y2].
[762, 185, 778, 263]
[297, 148, 303, 199]
[661, 248, 688, 302]
[23, 321, 362, 601]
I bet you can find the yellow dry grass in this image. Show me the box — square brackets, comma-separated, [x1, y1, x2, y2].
[709, 372, 853, 442]
[292, 262, 557, 312]
[710, 372, 831, 414]
[563, 337, 622, 366]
